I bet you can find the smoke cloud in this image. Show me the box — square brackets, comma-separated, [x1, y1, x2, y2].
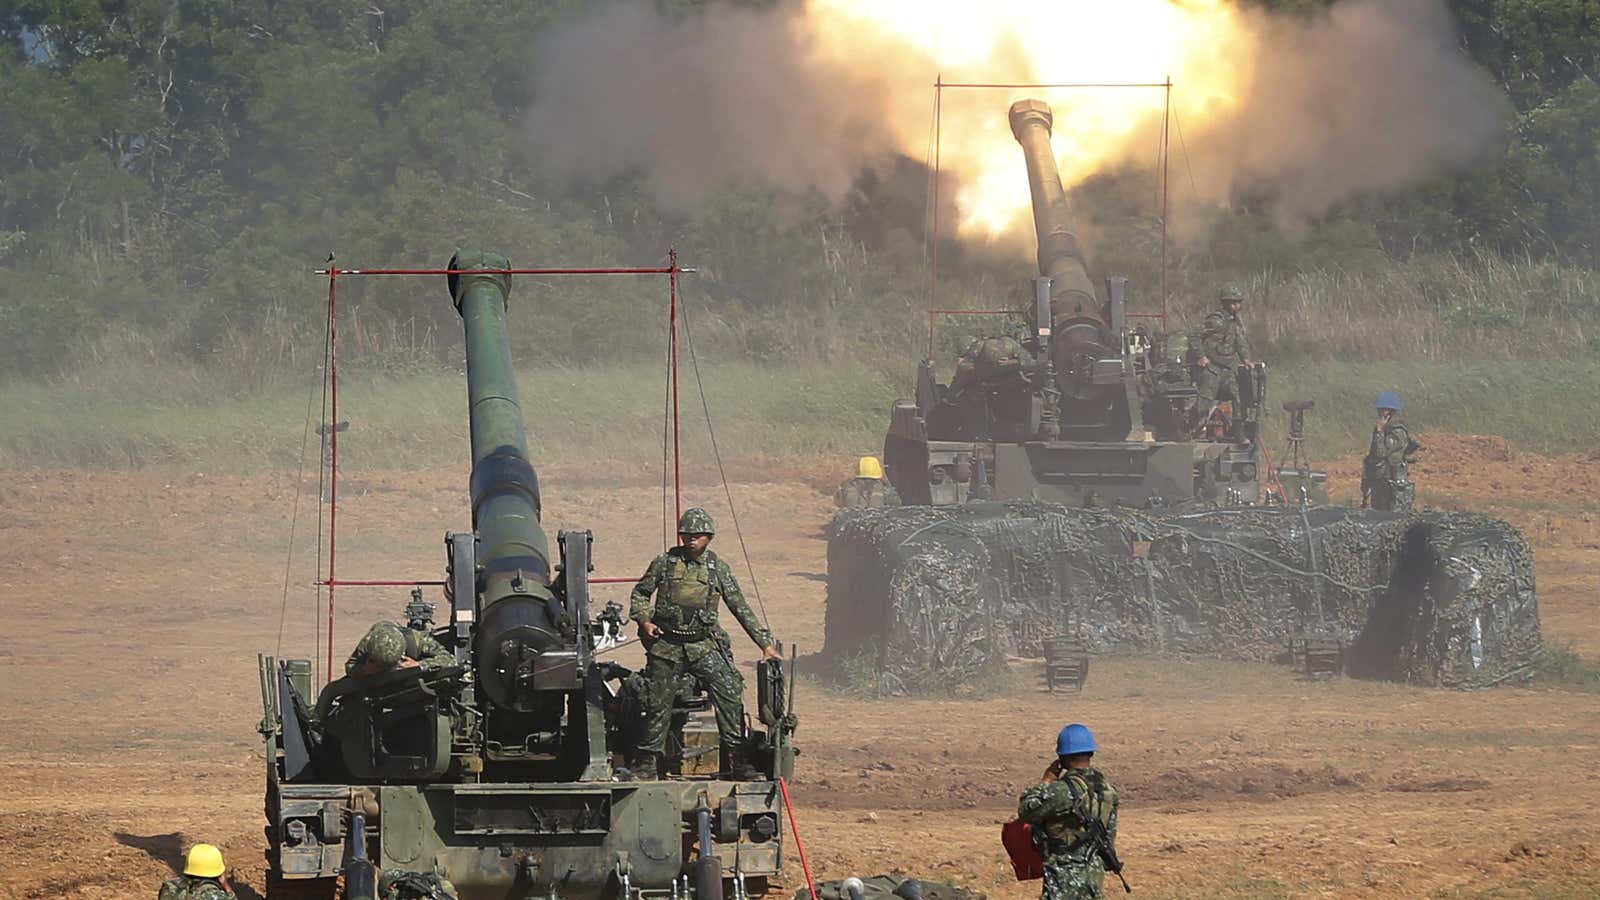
[525, 0, 1509, 235]
[1184, 0, 1509, 229]
[525, 2, 911, 212]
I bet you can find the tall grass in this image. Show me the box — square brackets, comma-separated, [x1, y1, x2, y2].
[4, 352, 1598, 472]
[5, 252, 1600, 471]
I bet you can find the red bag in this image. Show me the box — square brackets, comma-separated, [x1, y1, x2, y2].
[1002, 819, 1044, 881]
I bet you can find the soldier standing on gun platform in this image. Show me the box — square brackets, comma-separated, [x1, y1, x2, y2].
[157, 844, 236, 899]
[1195, 284, 1255, 413]
[1363, 391, 1420, 511]
[1018, 724, 1125, 899]
[628, 507, 782, 780]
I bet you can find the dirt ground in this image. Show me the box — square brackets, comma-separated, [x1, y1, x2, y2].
[2, 433, 1599, 899]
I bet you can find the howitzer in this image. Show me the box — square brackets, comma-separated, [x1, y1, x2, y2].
[881, 98, 1265, 508]
[259, 249, 796, 900]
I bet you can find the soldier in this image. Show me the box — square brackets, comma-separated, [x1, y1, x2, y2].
[836, 456, 902, 508]
[1017, 724, 1123, 900]
[1195, 283, 1255, 412]
[627, 507, 782, 780]
[1362, 391, 1420, 511]
[157, 844, 235, 900]
[315, 615, 455, 721]
[946, 335, 1029, 404]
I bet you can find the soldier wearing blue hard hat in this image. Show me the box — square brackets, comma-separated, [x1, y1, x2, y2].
[1362, 391, 1421, 511]
[1016, 724, 1125, 897]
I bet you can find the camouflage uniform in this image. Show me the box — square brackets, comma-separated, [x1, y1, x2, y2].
[629, 545, 773, 753]
[1018, 768, 1120, 900]
[344, 621, 454, 675]
[315, 621, 455, 721]
[157, 875, 234, 900]
[835, 477, 902, 509]
[1195, 307, 1252, 409]
[1365, 418, 1418, 511]
[947, 336, 1029, 403]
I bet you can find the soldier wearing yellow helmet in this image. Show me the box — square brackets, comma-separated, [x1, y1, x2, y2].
[835, 456, 902, 509]
[157, 844, 235, 899]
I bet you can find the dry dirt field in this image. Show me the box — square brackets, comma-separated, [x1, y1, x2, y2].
[2, 434, 1598, 899]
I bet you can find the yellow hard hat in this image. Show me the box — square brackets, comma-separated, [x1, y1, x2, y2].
[857, 456, 884, 479]
[183, 843, 226, 878]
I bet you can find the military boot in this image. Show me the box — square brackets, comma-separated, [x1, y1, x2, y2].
[621, 752, 659, 781]
[721, 744, 761, 781]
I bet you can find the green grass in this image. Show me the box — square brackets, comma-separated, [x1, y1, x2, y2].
[1532, 645, 1600, 692]
[0, 358, 902, 471]
[2, 352, 1598, 471]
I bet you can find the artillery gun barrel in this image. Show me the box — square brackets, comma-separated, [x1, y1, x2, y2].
[1010, 99, 1119, 411]
[450, 249, 563, 713]
[1009, 99, 1101, 330]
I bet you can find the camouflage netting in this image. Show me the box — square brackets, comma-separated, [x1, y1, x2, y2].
[825, 502, 1541, 692]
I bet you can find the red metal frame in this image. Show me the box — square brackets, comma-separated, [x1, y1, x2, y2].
[926, 75, 1173, 361]
[308, 257, 690, 682]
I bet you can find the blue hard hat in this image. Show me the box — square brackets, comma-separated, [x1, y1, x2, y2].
[1056, 723, 1097, 756]
[1375, 390, 1402, 412]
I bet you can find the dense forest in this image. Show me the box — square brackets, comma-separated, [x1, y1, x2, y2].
[3, 0, 1599, 381]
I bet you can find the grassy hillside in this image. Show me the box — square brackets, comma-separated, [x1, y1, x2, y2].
[3, 352, 1594, 473]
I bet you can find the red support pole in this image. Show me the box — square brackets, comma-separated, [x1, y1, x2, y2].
[779, 777, 819, 900]
[1161, 77, 1172, 333]
[928, 75, 943, 362]
[315, 266, 676, 276]
[327, 264, 340, 685]
[669, 249, 682, 526]
[323, 579, 448, 587]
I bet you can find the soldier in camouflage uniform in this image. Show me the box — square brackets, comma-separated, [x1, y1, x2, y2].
[1363, 391, 1420, 511]
[314, 616, 455, 721]
[1195, 284, 1254, 411]
[628, 507, 782, 779]
[1017, 724, 1121, 900]
[947, 335, 1030, 403]
[836, 456, 902, 508]
[158, 844, 235, 900]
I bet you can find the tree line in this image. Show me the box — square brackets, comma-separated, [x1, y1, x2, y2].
[2, 0, 1598, 378]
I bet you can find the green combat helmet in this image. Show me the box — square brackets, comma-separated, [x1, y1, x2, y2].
[677, 507, 716, 536]
[1218, 283, 1245, 303]
[364, 621, 408, 668]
